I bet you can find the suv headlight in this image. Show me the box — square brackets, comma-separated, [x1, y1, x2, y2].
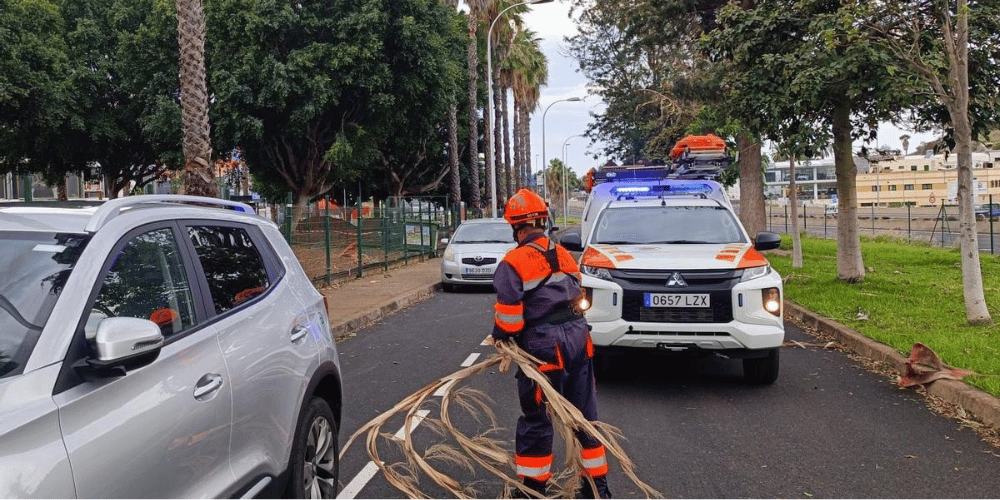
[741, 265, 770, 282]
[443, 246, 455, 262]
[582, 265, 613, 281]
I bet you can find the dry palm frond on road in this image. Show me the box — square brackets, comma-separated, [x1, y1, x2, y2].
[339, 339, 661, 499]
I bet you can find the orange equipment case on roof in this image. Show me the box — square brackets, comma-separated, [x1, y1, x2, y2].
[669, 134, 727, 160]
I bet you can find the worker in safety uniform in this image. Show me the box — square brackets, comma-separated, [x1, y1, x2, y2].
[492, 188, 612, 499]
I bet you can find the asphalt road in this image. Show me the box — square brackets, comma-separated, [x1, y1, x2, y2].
[335, 289, 1000, 499]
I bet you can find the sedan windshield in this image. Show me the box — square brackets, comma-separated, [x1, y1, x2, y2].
[0, 231, 89, 378]
[452, 223, 514, 244]
[592, 206, 746, 245]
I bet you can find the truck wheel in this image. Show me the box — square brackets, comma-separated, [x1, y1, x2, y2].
[287, 397, 339, 499]
[743, 348, 779, 384]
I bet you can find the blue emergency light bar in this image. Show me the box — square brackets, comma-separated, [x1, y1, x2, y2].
[609, 181, 718, 200]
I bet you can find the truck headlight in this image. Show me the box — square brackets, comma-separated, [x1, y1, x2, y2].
[762, 287, 781, 316]
[582, 265, 612, 281]
[579, 287, 593, 311]
[741, 265, 770, 282]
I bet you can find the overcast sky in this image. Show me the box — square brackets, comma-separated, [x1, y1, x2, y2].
[469, 1, 941, 178]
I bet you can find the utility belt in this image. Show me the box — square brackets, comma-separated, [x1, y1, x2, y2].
[526, 303, 584, 329]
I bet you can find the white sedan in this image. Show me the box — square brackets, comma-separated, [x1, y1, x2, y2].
[440, 218, 515, 291]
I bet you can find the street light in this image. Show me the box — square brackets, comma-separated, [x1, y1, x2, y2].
[562, 134, 585, 225]
[487, 0, 553, 218]
[542, 96, 584, 200]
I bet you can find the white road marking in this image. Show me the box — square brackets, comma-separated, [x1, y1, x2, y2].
[460, 352, 480, 367]
[336, 409, 429, 499]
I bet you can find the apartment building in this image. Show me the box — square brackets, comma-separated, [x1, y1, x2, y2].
[765, 151, 1000, 207]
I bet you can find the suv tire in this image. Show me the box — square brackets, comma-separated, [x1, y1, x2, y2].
[287, 397, 339, 499]
[743, 348, 779, 385]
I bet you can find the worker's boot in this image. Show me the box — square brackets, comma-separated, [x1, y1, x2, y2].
[509, 477, 548, 498]
[577, 475, 612, 499]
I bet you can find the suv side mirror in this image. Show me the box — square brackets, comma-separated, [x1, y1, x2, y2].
[89, 317, 164, 370]
[559, 231, 583, 252]
[754, 231, 781, 251]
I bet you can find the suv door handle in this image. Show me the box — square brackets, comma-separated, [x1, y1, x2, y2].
[193, 373, 224, 400]
[290, 325, 309, 343]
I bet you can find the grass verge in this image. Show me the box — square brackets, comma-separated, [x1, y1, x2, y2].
[768, 234, 1000, 398]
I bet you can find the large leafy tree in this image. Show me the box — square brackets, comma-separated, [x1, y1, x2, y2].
[857, 0, 1000, 325]
[63, 0, 180, 198]
[0, 0, 73, 182]
[208, 0, 464, 206]
[705, 0, 917, 282]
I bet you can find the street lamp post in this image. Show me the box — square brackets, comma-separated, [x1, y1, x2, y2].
[487, 0, 553, 218]
[541, 96, 583, 200]
[561, 134, 584, 225]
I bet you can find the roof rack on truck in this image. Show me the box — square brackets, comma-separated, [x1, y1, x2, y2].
[584, 134, 731, 193]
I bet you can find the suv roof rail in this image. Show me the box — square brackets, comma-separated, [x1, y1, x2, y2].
[86, 195, 256, 232]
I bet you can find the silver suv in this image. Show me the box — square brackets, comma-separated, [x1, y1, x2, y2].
[0, 195, 342, 498]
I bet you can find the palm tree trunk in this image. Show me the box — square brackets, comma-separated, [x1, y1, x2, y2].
[523, 110, 532, 193]
[175, 0, 216, 197]
[513, 102, 521, 189]
[492, 79, 504, 203]
[502, 85, 512, 197]
[466, 21, 481, 210]
[448, 102, 461, 206]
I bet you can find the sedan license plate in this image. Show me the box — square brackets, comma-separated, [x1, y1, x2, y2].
[643, 293, 710, 308]
[463, 266, 493, 275]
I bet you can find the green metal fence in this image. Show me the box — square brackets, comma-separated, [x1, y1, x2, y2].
[765, 194, 1000, 255]
[268, 195, 474, 286]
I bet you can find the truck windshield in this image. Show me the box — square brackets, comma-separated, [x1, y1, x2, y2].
[592, 206, 746, 245]
[0, 231, 89, 378]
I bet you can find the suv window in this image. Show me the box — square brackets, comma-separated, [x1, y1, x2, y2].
[92, 227, 197, 338]
[593, 205, 746, 244]
[188, 225, 271, 314]
[0, 232, 89, 378]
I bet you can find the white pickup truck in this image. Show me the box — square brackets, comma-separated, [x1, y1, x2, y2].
[560, 177, 785, 383]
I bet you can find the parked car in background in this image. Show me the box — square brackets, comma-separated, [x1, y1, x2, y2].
[440, 218, 516, 291]
[0, 196, 342, 498]
[975, 203, 1000, 220]
[826, 203, 838, 217]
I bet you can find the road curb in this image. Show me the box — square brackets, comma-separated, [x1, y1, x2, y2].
[784, 300, 1000, 430]
[330, 283, 442, 340]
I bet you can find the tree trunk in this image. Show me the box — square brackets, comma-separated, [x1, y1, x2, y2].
[737, 132, 766, 238]
[502, 86, 512, 197]
[513, 101, 522, 189]
[57, 178, 68, 201]
[175, 0, 216, 197]
[950, 0, 991, 324]
[790, 156, 802, 268]
[523, 110, 532, 193]
[448, 102, 461, 206]
[466, 23, 481, 210]
[832, 98, 865, 282]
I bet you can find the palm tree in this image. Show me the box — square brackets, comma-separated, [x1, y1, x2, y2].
[175, 0, 216, 196]
[509, 30, 546, 195]
[489, 0, 528, 202]
[466, 0, 490, 211]
[900, 134, 910, 155]
[441, 0, 461, 207]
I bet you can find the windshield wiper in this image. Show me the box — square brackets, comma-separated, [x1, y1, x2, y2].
[0, 294, 42, 331]
[649, 240, 714, 244]
[596, 240, 637, 245]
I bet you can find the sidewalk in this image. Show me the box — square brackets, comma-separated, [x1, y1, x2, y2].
[318, 257, 1000, 430]
[320, 256, 443, 339]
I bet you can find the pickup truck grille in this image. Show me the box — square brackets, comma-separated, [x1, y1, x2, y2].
[612, 269, 741, 324]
